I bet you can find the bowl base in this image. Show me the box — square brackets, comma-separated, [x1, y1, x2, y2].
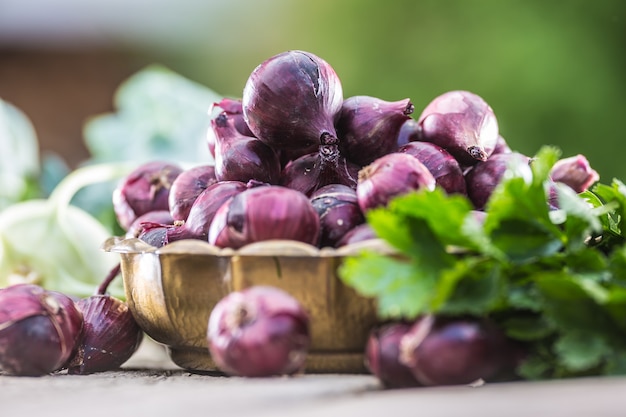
[167, 347, 368, 374]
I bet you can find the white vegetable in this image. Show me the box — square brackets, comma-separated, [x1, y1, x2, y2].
[0, 163, 134, 298]
[0, 98, 40, 211]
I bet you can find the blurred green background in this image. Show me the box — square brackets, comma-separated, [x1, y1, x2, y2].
[1, 0, 625, 180]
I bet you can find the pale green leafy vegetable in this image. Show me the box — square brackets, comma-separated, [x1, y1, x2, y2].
[0, 98, 40, 211]
[0, 163, 134, 299]
[83, 64, 222, 165]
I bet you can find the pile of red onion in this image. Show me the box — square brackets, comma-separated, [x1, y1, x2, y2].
[0, 268, 143, 376]
[3, 50, 600, 383]
[111, 50, 599, 252]
[101, 50, 600, 382]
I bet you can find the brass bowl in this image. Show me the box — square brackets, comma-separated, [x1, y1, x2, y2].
[103, 237, 394, 373]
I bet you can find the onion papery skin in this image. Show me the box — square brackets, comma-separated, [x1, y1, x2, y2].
[208, 185, 320, 249]
[67, 295, 143, 375]
[211, 112, 281, 185]
[399, 316, 518, 387]
[365, 323, 422, 389]
[112, 161, 183, 231]
[137, 223, 170, 248]
[549, 154, 599, 193]
[336, 95, 414, 166]
[280, 136, 360, 197]
[465, 152, 532, 210]
[208, 98, 255, 157]
[166, 180, 248, 243]
[416, 90, 499, 166]
[398, 142, 467, 195]
[336, 223, 378, 247]
[0, 284, 83, 376]
[125, 210, 174, 239]
[310, 184, 365, 248]
[356, 153, 436, 213]
[395, 118, 421, 148]
[207, 285, 310, 377]
[492, 135, 512, 155]
[168, 165, 218, 222]
[242, 50, 343, 150]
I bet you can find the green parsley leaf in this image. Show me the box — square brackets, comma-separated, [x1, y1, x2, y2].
[554, 331, 612, 372]
[339, 251, 438, 319]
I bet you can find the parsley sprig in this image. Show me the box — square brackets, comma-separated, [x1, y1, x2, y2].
[339, 146, 626, 379]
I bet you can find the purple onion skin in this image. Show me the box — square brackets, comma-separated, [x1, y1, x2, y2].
[310, 184, 365, 248]
[207, 285, 310, 377]
[546, 179, 561, 211]
[242, 50, 343, 150]
[278, 144, 319, 169]
[336, 96, 415, 166]
[0, 284, 83, 376]
[492, 135, 512, 155]
[168, 165, 218, 222]
[66, 295, 143, 375]
[465, 152, 532, 210]
[357, 153, 437, 213]
[215, 97, 255, 136]
[280, 137, 360, 197]
[137, 224, 169, 248]
[208, 185, 321, 249]
[166, 180, 248, 242]
[400, 315, 517, 386]
[336, 223, 378, 247]
[125, 210, 174, 239]
[208, 98, 255, 157]
[211, 112, 282, 185]
[398, 142, 467, 195]
[214, 97, 244, 114]
[549, 154, 599, 194]
[395, 118, 421, 147]
[417, 90, 499, 166]
[365, 323, 423, 389]
[112, 161, 183, 231]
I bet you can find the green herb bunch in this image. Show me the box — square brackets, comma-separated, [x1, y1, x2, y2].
[339, 146, 626, 380]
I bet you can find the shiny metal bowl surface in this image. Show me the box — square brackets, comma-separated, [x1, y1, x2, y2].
[103, 237, 394, 373]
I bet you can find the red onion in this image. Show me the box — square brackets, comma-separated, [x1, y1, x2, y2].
[125, 210, 174, 239]
[0, 284, 83, 376]
[242, 50, 343, 150]
[66, 295, 143, 375]
[365, 323, 422, 389]
[112, 161, 183, 230]
[280, 135, 360, 196]
[211, 112, 281, 184]
[416, 90, 499, 166]
[310, 184, 365, 248]
[208, 185, 320, 249]
[492, 135, 512, 155]
[278, 144, 319, 169]
[356, 153, 436, 213]
[208, 98, 255, 157]
[336, 223, 378, 247]
[465, 152, 532, 210]
[168, 165, 218, 221]
[137, 224, 169, 248]
[398, 142, 467, 195]
[165, 180, 248, 242]
[215, 98, 254, 134]
[395, 118, 421, 147]
[207, 285, 310, 377]
[549, 154, 599, 193]
[399, 315, 518, 386]
[336, 95, 414, 166]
